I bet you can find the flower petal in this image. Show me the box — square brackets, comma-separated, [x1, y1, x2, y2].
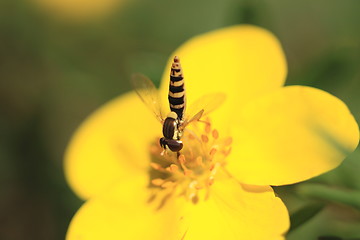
[66, 178, 185, 240]
[67, 177, 289, 240]
[228, 86, 359, 186]
[65, 92, 162, 199]
[179, 178, 289, 240]
[159, 25, 287, 131]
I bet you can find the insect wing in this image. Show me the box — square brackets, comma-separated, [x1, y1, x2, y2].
[179, 109, 204, 131]
[131, 73, 164, 123]
[182, 92, 226, 128]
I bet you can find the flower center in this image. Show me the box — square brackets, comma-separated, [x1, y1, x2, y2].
[148, 119, 232, 206]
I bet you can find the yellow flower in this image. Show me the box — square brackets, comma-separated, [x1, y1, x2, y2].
[64, 25, 359, 240]
[32, 0, 122, 21]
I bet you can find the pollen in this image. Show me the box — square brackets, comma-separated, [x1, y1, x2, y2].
[148, 119, 232, 206]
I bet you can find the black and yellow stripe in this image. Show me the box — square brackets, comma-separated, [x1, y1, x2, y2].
[168, 56, 186, 120]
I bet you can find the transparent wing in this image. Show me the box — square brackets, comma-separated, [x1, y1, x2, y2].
[131, 73, 164, 123]
[182, 92, 226, 128]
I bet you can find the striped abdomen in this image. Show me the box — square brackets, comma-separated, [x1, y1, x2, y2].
[168, 56, 186, 120]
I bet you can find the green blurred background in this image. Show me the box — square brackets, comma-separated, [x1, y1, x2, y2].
[0, 0, 359, 239]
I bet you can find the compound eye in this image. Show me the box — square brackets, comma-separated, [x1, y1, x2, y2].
[167, 140, 183, 152]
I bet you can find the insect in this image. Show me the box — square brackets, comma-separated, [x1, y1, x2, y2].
[132, 56, 225, 154]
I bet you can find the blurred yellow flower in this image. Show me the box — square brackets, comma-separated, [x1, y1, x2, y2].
[32, 0, 122, 21]
[64, 25, 359, 239]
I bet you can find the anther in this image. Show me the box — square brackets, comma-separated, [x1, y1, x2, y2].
[210, 163, 220, 175]
[209, 148, 217, 156]
[209, 164, 215, 172]
[151, 178, 165, 186]
[178, 154, 192, 176]
[189, 193, 199, 204]
[205, 123, 211, 134]
[169, 164, 179, 172]
[184, 169, 193, 176]
[150, 162, 163, 170]
[188, 133, 196, 140]
[178, 154, 186, 163]
[195, 156, 203, 166]
[224, 137, 233, 146]
[208, 176, 215, 186]
[201, 135, 209, 143]
[212, 129, 219, 139]
[195, 184, 203, 190]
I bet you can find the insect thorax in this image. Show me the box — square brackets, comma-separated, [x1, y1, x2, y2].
[162, 117, 180, 140]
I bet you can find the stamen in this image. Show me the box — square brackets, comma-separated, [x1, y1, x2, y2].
[224, 147, 232, 156]
[188, 133, 196, 140]
[195, 156, 203, 166]
[148, 118, 233, 206]
[208, 176, 215, 186]
[224, 137, 233, 146]
[151, 178, 165, 186]
[150, 162, 163, 170]
[188, 148, 194, 159]
[201, 134, 209, 143]
[209, 164, 215, 172]
[205, 123, 211, 134]
[212, 129, 219, 139]
[178, 154, 193, 176]
[184, 169, 193, 176]
[209, 147, 217, 156]
[168, 164, 179, 172]
[147, 193, 157, 203]
[178, 154, 186, 163]
[191, 194, 199, 204]
[161, 181, 175, 188]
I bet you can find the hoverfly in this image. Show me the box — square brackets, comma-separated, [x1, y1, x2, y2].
[132, 56, 225, 154]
